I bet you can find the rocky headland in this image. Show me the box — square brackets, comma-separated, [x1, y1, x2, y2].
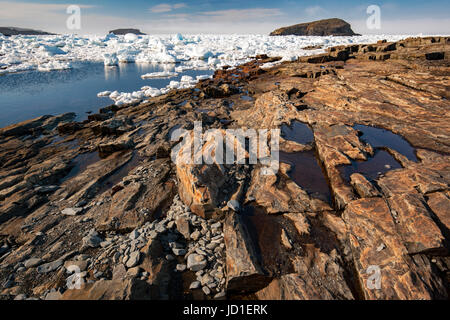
[0, 27, 54, 36]
[270, 18, 359, 36]
[0, 36, 449, 300]
[109, 29, 146, 35]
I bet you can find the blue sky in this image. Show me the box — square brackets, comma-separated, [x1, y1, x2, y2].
[1, 0, 449, 34]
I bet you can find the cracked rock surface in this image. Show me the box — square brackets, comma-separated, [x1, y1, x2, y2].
[1, 36, 449, 300]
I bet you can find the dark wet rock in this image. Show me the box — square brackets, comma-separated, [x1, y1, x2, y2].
[203, 84, 239, 98]
[270, 18, 359, 36]
[57, 122, 82, 135]
[0, 113, 75, 137]
[91, 117, 134, 136]
[224, 211, 270, 293]
[425, 52, 445, 60]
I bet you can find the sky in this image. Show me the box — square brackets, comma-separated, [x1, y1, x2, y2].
[0, 0, 449, 35]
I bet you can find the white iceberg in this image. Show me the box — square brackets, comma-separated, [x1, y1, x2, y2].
[141, 71, 178, 79]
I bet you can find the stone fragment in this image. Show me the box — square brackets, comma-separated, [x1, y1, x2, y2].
[24, 258, 42, 268]
[187, 254, 207, 272]
[37, 260, 63, 274]
[350, 173, 381, 198]
[126, 251, 141, 268]
[61, 207, 84, 216]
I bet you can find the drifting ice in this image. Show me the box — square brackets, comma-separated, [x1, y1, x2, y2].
[0, 32, 418, 105]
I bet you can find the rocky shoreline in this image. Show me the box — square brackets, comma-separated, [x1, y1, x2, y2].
[0, 36, 449, 300]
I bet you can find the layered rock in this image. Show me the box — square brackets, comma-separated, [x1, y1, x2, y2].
[343, 198, 447, 299]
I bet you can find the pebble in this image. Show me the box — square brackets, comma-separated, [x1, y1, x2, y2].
[176, 264, 187, 272]
[172, 248, 187, 256]
[61, 207, 83, 216]
[202, 286, 211, 295]
[82, 229, 103, 248]
[126, 251, 140, 268]
[24, 258, 42, 268]
[227, 200, 240, 212]
[37, 260, 63, 274]
[129, 230, 140, 240]
[187, 254, 207, 271]
[189, 281, 201, 289]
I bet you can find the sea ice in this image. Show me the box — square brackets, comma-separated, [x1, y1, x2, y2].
[1, 32, 434, 106]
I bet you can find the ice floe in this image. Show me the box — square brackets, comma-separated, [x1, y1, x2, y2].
[141, 71, 178, 79]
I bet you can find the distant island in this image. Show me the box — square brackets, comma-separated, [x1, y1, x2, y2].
[270, 18, 360, 36]
[0, 27, 54, 36]
[108, 28, 146, 35]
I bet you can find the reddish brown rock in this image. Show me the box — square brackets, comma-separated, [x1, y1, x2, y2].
[254, 212, 355, 300]
[350, 173, 381, 198]
[343, 198, 447, 299]
[427, 191, 450, 230]
[313, 124, 372, 208]
[387, 192, 446, 255]
[255, 271, 353, 300]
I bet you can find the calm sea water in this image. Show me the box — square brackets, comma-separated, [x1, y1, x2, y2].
[0, 62, 213, 128]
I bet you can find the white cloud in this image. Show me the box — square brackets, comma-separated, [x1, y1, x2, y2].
[200, 8, 283, 21]
[1, 1, 448, 35]
[304, 6, 325, 17]
[141, 8, 289, 34]
[0, 1, 137, 35]
[0, 1, 94, 21]
[350, 17, 450, 35]
[150, 3, 186, 13]
[173, 3, 187, 9]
